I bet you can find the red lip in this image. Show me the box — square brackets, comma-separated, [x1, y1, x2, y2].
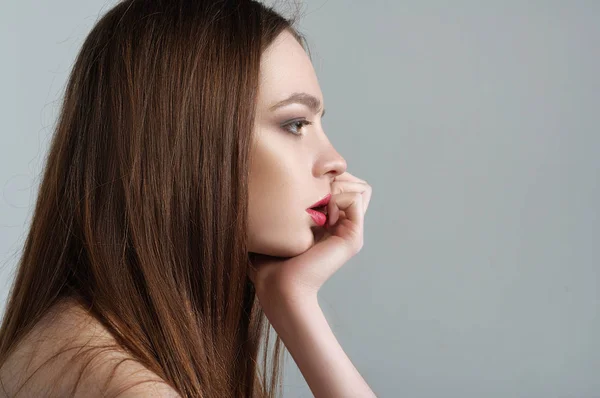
[306, 208, 327, 227]
[307, 193, 331, 210]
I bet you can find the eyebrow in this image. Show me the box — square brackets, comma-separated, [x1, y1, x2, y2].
[268, 92, 326, 118]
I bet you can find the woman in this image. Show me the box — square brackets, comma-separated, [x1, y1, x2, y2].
[0, 0, 374, 397]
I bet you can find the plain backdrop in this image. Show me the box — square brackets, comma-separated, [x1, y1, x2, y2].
[1, 1, 599, 397]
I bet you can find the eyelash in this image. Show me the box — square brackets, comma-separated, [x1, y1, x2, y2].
[282, 119, 313, 136]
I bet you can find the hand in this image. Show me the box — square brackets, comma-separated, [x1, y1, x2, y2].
[248, 172, 372, 306]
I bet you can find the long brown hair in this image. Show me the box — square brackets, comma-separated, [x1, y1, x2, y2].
[0, 1, 310, 396]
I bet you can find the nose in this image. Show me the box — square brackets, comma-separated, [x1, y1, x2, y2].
[314, 143, 347, 180]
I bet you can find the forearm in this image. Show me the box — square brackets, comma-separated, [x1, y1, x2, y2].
[261, 294, 376, 398]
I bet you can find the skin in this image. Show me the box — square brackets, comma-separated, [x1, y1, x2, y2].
[248, 30, 347, 257]
[248, 30, 376, 397]
[0, 29, 374, 398]
[0, 298, 181, 397]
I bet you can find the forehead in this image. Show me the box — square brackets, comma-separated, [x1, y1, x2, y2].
[258, 30, 322, 105]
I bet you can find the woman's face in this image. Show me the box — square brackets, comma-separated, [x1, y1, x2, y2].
[248, 30, 347, 257]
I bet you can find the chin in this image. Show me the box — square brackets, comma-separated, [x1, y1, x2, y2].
[252, 229, 315, 258]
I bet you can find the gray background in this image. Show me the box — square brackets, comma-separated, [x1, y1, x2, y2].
[1, 1, 599, 397]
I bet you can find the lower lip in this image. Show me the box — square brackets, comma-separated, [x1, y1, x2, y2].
[306, 208, 327, 227]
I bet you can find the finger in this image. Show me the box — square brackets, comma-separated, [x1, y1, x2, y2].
[331, 180, 368, 195]
[332, 180, 372, 215]
[327, 192, 364, 228]
[361, 184, 372, 214]
[328, 197, 340, 226]
[333, 171, 367, 184]
[326, 209, 346, 227]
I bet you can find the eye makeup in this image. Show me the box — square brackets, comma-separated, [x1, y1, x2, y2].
[281, 118, 312, 136]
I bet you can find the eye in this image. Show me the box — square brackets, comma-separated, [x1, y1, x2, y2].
[282, 119, 313, 136]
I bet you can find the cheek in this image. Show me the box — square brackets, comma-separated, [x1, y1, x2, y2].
[247, 190, 315, 257]
[247, 139, 315, 256]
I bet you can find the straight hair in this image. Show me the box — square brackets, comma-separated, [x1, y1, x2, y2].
[0, 1, 311, 396]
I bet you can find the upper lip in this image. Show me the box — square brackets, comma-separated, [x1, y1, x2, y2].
[308, 193, 331, 209]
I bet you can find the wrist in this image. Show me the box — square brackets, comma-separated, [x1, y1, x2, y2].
[256, 284, 319, 315]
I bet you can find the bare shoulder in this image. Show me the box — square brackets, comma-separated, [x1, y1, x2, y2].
[0, 298, 105, 395]
[98, 352, 182, 398]
[0, 298, 181, 397]
[111, 379, 181, 398]
[112, 382, 181, 398]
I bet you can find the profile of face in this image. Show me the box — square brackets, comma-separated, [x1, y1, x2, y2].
[247, 30, 347, 258]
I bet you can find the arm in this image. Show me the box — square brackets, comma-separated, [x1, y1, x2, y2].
[261, 294, 377, 398]
[250, 173, 375, 397]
